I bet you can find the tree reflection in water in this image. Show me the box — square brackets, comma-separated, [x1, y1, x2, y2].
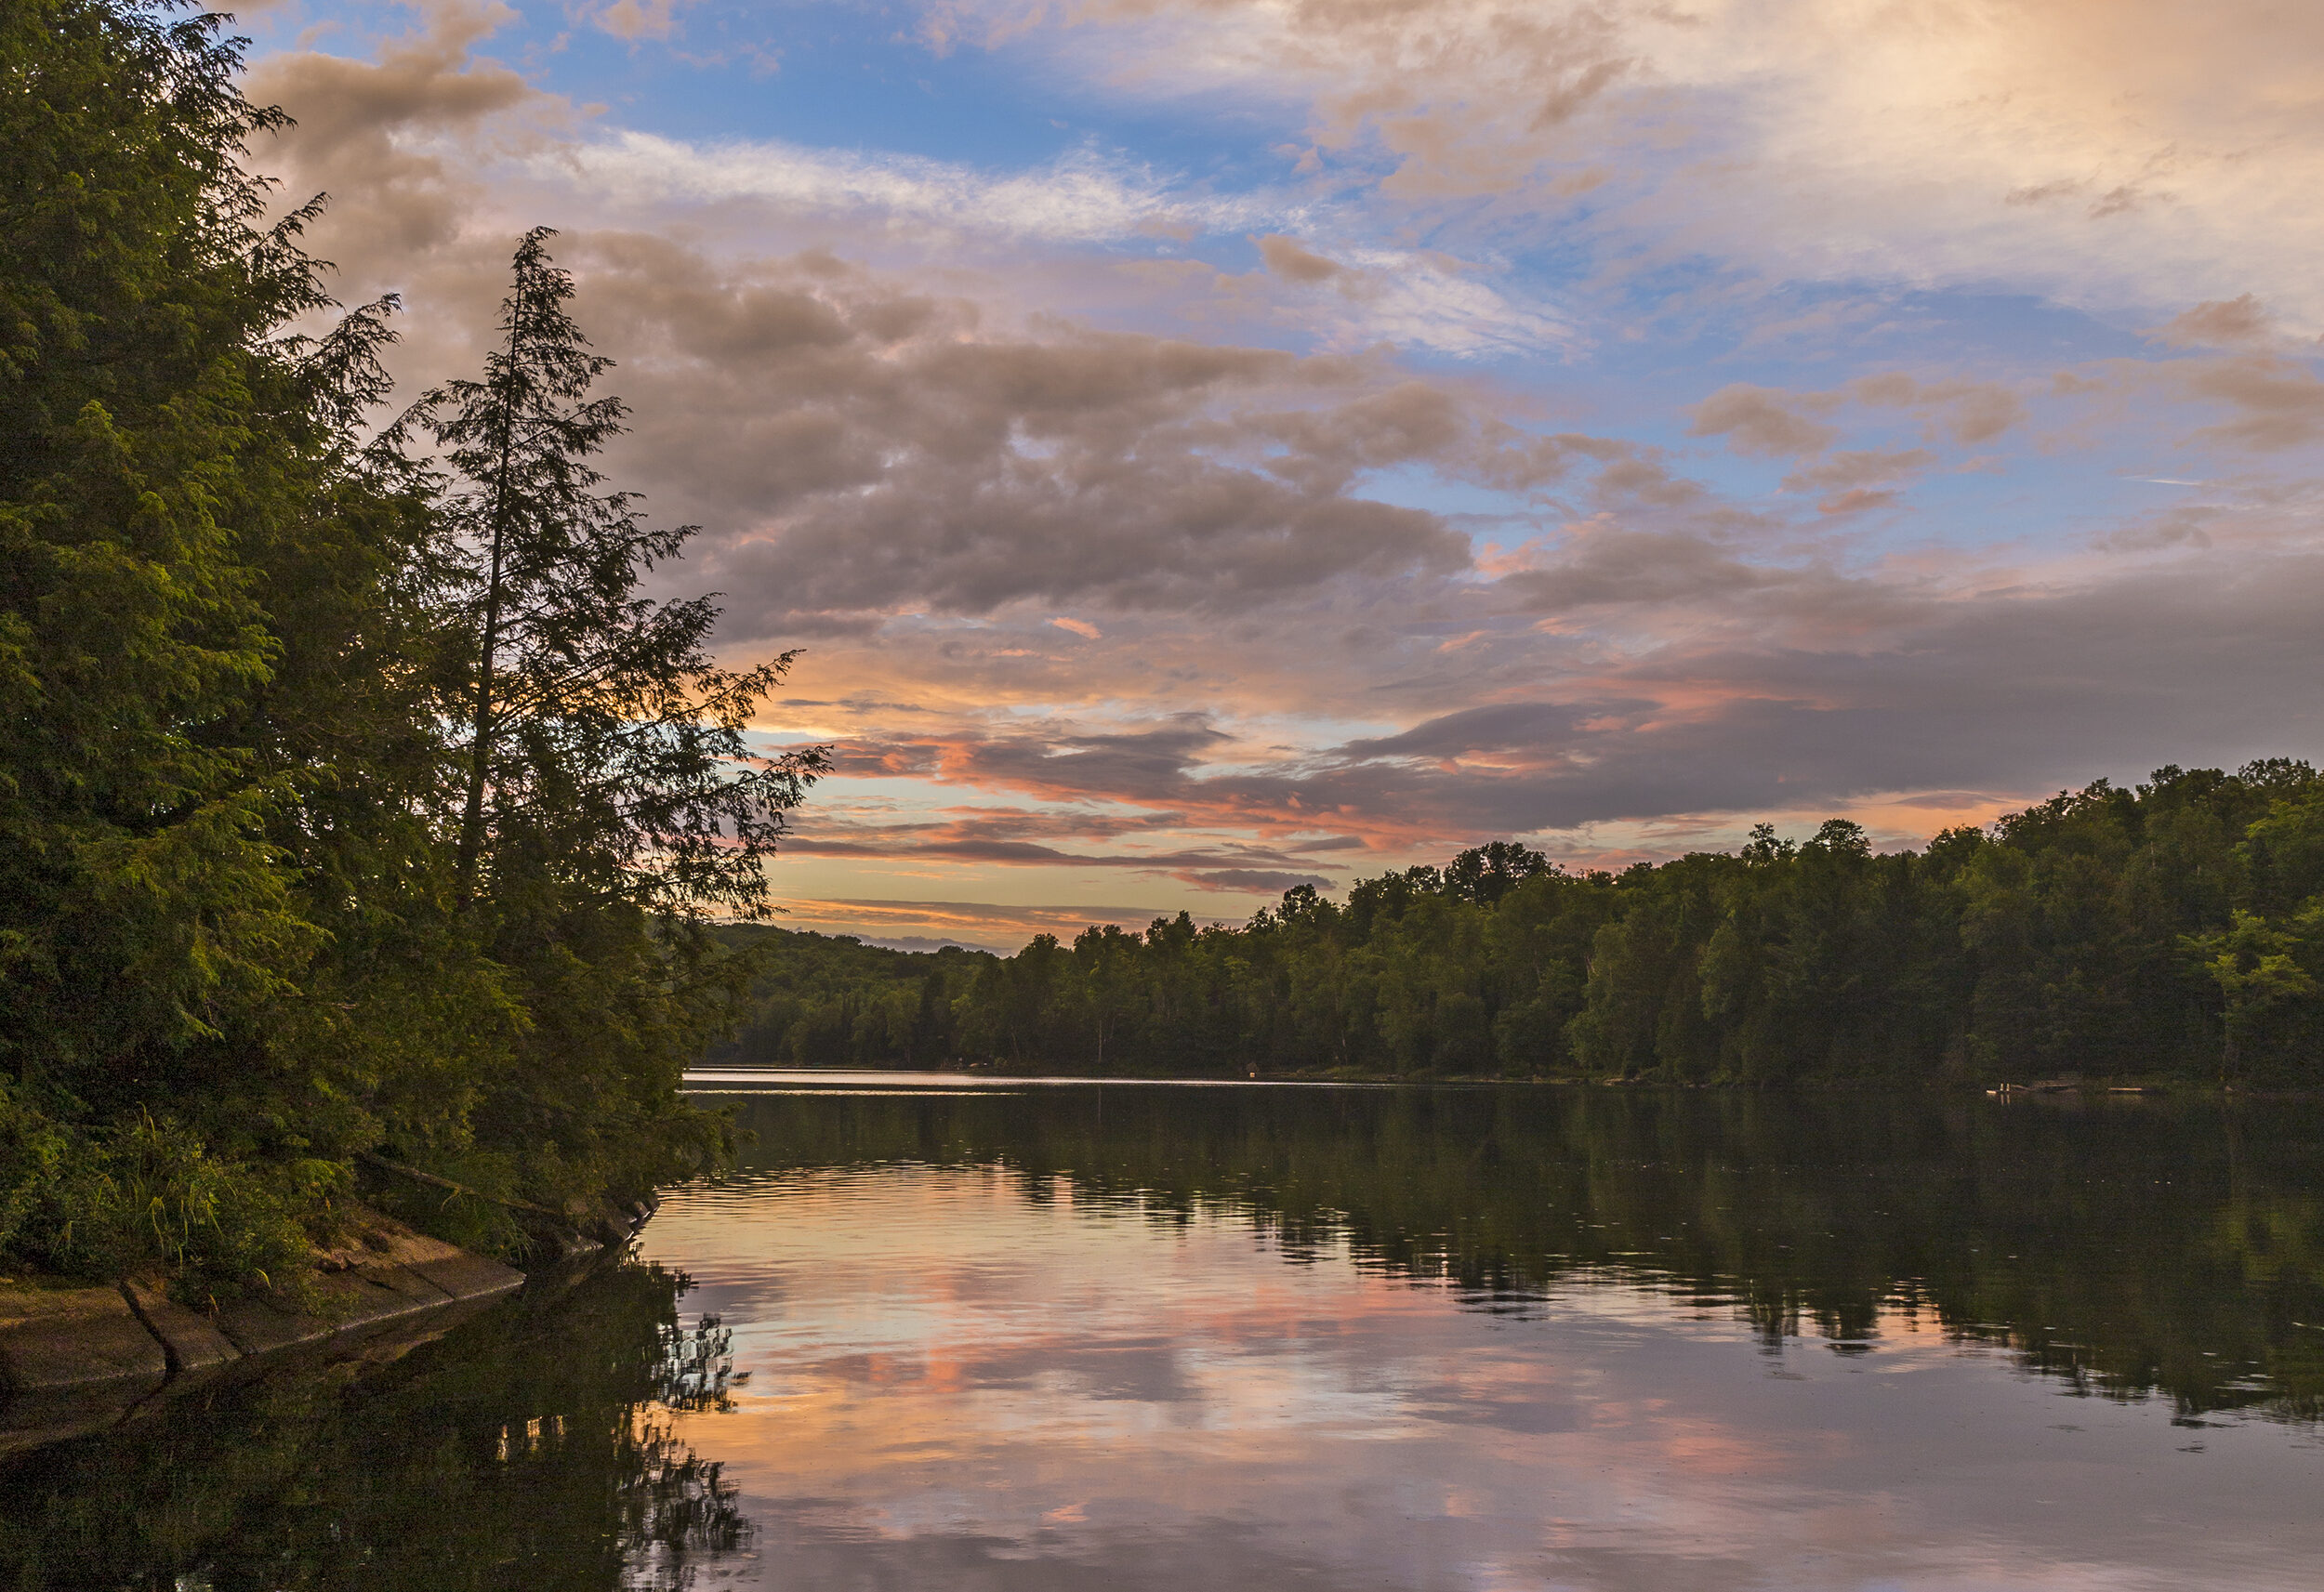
[7, 1084, 2319, 1588]
[626, 1314, 751, 1591]
[0, 1260, 751, 1591]
[712, 1084, 2324, 1425]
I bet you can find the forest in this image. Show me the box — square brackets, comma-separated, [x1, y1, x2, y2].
[719, 763, 2324, 1087]
[1, 4, 819, 1294]
[7, 2, 2320, 1312]
[701, 929, 990, 1072]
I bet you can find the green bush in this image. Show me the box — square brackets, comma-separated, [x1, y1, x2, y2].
[1, 1102, 335, 1300]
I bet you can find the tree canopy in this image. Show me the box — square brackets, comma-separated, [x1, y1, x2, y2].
[0, 1, 817, 1295]
[716, 763, 2324, 1086]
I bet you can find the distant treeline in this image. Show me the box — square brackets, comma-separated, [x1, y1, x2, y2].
[704, 931, 992, 1070]
[726, 761, 2324, 1085]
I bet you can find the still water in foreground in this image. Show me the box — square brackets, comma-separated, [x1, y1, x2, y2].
[6, 1083, 2324, 1588]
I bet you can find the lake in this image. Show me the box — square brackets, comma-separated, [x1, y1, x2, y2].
[6, 1080, 2322, 1589]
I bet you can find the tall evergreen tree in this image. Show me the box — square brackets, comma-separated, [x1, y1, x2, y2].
[0, 0, 447, 1287]
[424, 229, 823, 924]
[408, 231, 829, 1214]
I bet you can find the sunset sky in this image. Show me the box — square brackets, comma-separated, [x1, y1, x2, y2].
[240, 0, 2324, 948]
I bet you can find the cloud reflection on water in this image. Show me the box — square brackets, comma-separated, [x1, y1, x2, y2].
[642, 1165, 2324, 1591]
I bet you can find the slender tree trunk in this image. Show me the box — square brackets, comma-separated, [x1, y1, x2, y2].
[454, 359, 521, 907]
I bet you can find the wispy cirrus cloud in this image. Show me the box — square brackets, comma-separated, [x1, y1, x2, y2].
[254, 2, 1579, 360]
[558, 129, 1278, 244]
[917, 0, 2324, 328]
[548, 130, 1574, 356]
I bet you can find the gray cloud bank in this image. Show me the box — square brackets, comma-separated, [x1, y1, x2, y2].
[239, 6, 2324, 873]
[797, 523, 2324, 848]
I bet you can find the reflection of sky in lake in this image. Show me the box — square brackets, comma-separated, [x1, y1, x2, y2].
[645, 1166, 2324, 1590]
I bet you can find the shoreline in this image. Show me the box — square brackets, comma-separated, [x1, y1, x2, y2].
[684, 1066, 2312, 1099]
[0, 1204, 645, 1456]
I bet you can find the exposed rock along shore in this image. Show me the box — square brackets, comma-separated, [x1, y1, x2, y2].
[0, 1205, 640, 1455]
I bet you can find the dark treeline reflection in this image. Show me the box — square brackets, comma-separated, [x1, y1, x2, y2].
[719, 1085, 2324, 1422]
[0, 1264, 746, 1591]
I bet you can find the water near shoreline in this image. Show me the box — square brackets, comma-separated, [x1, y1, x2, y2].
[6, 1082, 2322, 1588]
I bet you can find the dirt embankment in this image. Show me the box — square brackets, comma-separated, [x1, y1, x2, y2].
[0, 1202, 648, 1454]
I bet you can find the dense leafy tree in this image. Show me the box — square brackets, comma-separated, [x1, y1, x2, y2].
[0, 0, 370, 1288]
[2, 0, 324, 1110]
[0, 4, 818, 1293]
[704, 925, 989, 1069]
[746, 774, 2324, 1086]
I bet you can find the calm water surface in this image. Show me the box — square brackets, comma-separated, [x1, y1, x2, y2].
[6, 1082, 2323, 1589]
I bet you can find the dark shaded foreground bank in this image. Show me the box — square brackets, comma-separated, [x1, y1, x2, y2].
[708, 1083, 2324, 1423]
[0, 1172, 664, 1454]
[0, 1210, 535, 1457]
[0, 1255, 744, 1591]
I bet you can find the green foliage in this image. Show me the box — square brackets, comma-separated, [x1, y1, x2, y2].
[0, 1083, 70, 1257]
[2185, 907, 2324, 1087]
[706, 926, 991, 1069]
[0, 0, 324, 1100]
[36, 1113, 330, 1300]
[805, 772, 2324, 1085]
[0, 5, 817, 1290]
[0, 1087, 325, 1298]
[815, 850, 1629, 1078]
